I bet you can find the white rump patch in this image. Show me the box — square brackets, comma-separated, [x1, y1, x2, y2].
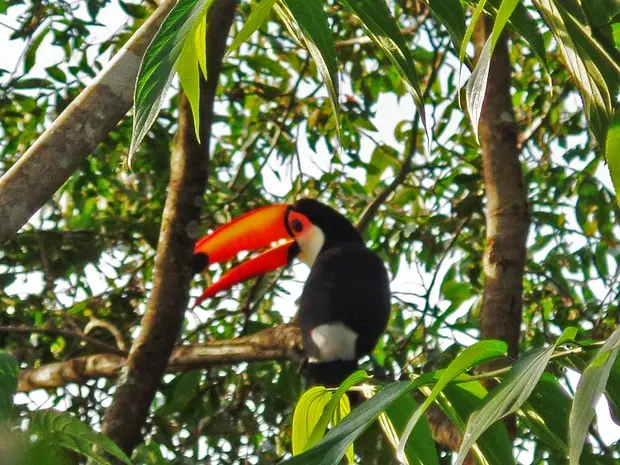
[296, 226, 325, 267]
[308, 322, 358, 363]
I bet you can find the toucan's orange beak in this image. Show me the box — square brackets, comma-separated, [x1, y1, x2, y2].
[193, 204, 309, 307]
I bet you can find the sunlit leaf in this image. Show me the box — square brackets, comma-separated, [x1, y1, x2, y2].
[130, 0, 213, 164]
[281, 381, 414, 465]
[606, 107, 620, 206]
[466, 0, 519, 141]
[533, 0, 619, 152]
[306, 370, 367, 449]
[177, 22, 202, 142]
[228, 0, 278, 56]
[292, 386, 332, 455]
[569, 327, 620, 465]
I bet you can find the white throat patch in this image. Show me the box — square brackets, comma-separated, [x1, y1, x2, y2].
[296, 226, 325, 267]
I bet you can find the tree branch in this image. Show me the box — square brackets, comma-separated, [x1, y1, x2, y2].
[0, 325, 126, 355]
[100, 0, 238, 456]
[17, 324, 302, 392]
[0, 0, 176, 245]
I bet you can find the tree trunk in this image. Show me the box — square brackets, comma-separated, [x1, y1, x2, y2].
[100, 0, 238, 457]
[0, 0, 175, 245]
[474, 18, 529, 364]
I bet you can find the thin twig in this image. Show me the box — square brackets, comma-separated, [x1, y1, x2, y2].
[0, 325, 126, 355]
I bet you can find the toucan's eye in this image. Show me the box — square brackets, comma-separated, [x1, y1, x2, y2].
[291, 219, 304, 233]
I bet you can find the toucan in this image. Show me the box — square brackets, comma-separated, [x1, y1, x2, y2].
[193, 198, 391, 386]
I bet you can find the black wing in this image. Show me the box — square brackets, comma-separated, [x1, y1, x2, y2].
[297, 243, 390, 361]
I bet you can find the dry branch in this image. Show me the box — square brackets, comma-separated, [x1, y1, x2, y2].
[0, 0, 176, 245]
[17, 324, 303, 392]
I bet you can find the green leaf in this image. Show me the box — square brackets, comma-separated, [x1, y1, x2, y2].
[455, 327, 576, 464]
[29, 410, 132, 465]
[338, 0, 427, 132]
[485, 0, 550, 82]
[569, 326, 620, 465]
[426, 0, 466, 53]
[0, 350, 18, 422]
[606, 107, 620, 206]
[306, 371, 367, 449]
[397, 340, 507, 461]
[177, 19, 203, 142]
[24, 26, 50, 73]
[292, 386, 333, 455]
[533, 0, 619, 153]
[440, 381, 515, 465]
[466, 0, 519, 141]
[458, 0, 489, 85]
[228, 0, 278, 56]
[365, 144, 400, 193]
[280, 381, 414, 465]
[130, 0, 213, 165]
[519, 373, 571, 454]
[382, 392, 439, 465]
[280, 0, 340, 138]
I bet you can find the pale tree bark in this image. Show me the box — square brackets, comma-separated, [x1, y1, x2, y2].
[0, 1, 175, 245]
[99, 0, 238, 457]
[17, 324, 303, 392]
[474, 19, 530, 363]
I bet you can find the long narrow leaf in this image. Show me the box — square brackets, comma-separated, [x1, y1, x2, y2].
[466, 0, 520, 140]
[519, 373, 571, 454]
[533, 0, 618, 152]
[292, 386, 333, 455]
[306, 371, 367, 449]
[228, 0, 279, 56]
[455, 327, 577, 464]
[426, 0, 466, 53]
[440, 381, 515, 465]
[280, 0, 340, 138]
[605, 89, 620, 206]
[458, 0, 489, 91]
[177, 22, 202, 141]
[455, 348, 551, 465]
[396, 340, 507, 461]
[338, 0, 427, 132]
[280, 381, 414, 465]
[569, 327, 620, 465]
[130, 0, 213, 164]
[382, 393, 439, 465]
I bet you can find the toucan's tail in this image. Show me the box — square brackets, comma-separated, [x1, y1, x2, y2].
[304, 360, 358, 387]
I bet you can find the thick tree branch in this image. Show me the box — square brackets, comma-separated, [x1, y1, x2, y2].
[100, 0, 238, 456]
[17, 324, 303, 392]
[0, 0, 175, 245]
[474, 19, 529, 363]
